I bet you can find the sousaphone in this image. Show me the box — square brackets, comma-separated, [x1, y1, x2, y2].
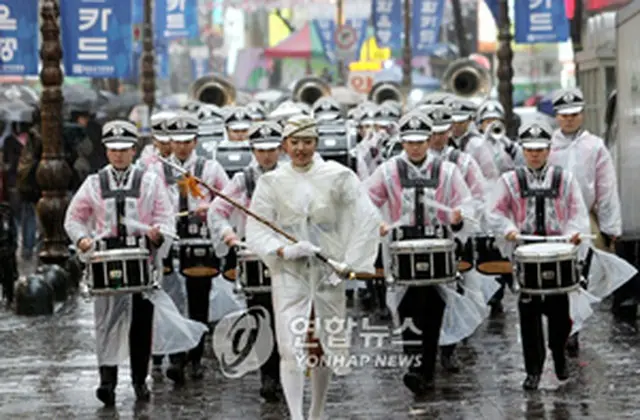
[291, 76, 331, 107]
[189, 75, 237, 107]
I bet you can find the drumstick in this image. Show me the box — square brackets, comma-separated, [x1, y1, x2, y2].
[175, 211, 191, 218]
[120, 216, 180, 241]
[516, 233, 597, 242]
[421, 197, 481, 226]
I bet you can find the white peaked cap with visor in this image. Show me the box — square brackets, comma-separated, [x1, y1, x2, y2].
[102, 120, 139, 150]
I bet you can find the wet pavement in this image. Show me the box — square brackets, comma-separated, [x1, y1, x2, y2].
[2, 258, 640, 419]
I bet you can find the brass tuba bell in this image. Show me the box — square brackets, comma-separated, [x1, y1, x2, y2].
[368, 81, 404, 105]
[441, 58, 492, 99]
[291, 76, 331, 106]
[188, 75, 237, 107]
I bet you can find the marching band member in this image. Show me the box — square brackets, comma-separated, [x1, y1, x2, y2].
[208, 121, 284, 402]
[245, 115, 381, 420]
[445, 96, 500, 181]
[138, 111, 176, 170]
[312, 97, 343, 123]
[168, 112, 230, 380]
[224, 106, 253, 142]
[424, 106, 499, 371]
[487, 121, 591, 390]
[475, 99, 524, 172]
[548, 87, 629, 350]
[246, 102, 267, 122]
[365, 113, 479, 395]
[63, 121, 174, 405]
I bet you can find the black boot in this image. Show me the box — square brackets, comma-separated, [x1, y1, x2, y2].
[440, 345, 461, 373]
[259, 374, 280, 402]
[566, 333, 579, 358]
[552, 351, 569, 381]
[96, 366, 117, 407]
[167, 353, 186, 385]
[522, 374, 541, 390]
[190, 361, 204, 380]
[133, 383, 150, 402]
[402, 371, 433, 396]
[151, 356, 164, 382]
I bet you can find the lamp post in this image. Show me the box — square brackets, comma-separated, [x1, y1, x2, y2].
[36, 0, 72, 266]
[401, 0, 412, 87]
[140, 0, 156, 150]
[496, 0, 515, 138]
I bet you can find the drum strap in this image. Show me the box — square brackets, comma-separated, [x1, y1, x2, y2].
[162, 161, 176, 185]
[447, 149, 460, 165]
[99, 167, 144, 239]
[243, 167, 256, 199]
[516, 166, 563, 235]
[178, 157, 207, 213]
[396, 158, 441, 234]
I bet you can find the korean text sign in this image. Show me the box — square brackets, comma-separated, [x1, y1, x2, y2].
[61, 0, 133, 78]
[515, 0, 569, 44]
[0, 1, 38, 75]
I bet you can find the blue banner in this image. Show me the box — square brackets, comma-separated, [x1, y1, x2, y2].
[312, 20, 336, 63]
[61, 0, 133, 78]
[411, 0, 445, 56]
[515, 0, 570, 44]
[371, 0, 402, 50]
[346, 18, 368, 61]
[156, 0, 199, 41]
[0, 1, 39, 75]
[484, 0, 499, 23]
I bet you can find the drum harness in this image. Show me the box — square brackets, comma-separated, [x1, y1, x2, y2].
[395, 158, 461, 289]
[515, 166, 584, 295]
[98, 166, 146, 250]
[177, 157, 206, 237]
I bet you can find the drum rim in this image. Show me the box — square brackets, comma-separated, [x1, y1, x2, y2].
[394, 276, 457, 286]
[90, 249, 150, 262]
[389, 238, 455, 251]
[237, 249, 259, 258]
[179, 238, 213, 246]
[514, 243, 578, 262]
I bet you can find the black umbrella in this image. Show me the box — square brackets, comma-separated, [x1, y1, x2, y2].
[0, 99, 35, 122]
[63, 84, 100, 115]
[0, 85, 39, 108]
[96, 91, 142, 122]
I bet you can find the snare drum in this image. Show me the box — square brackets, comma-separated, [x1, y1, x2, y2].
[513, 243, 580, 295]
[237, 249, 271, 293]
[474, 236, 512, 275]
[179, 238, 221, 278]
[389, 239, 457, 286]
[88, 248, 153, 295]
[455, 238, 474, 273]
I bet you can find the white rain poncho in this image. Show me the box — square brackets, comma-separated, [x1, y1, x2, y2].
[450, 129, 500, 181]
[64, 165, 208, 365]
[549, 129, 622, 236]
[245, 157, 381, 375]
[365, 151, 487, 345]
[429, 145, 501, 310]
[486, 164, 601, 334]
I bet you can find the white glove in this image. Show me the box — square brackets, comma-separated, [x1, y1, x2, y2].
[281, 241, 321, 260]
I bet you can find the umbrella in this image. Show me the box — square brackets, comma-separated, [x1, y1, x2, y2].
[0, 99, 35, 122]
[63, 84, 100, 114]
[0, 85, 39, 108]
[96, 91, 142, 122]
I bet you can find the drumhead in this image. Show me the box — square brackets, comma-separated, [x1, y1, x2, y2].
[389, 238, 455, 252]
[514, 242, 576, 259]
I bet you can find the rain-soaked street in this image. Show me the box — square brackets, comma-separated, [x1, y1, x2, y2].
[2, 259, 640, 419]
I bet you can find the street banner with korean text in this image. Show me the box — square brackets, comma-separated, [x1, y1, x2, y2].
[515, 0, 570, 44]
[312, 20, 336, 63]
[411, 0, 445, 55]
[61, 0, 133, 78]
[347, 18, 369, 62]
[156, 0, 199, 41]
[371, 0, 402, 51]
[0, 1, 39, 75]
